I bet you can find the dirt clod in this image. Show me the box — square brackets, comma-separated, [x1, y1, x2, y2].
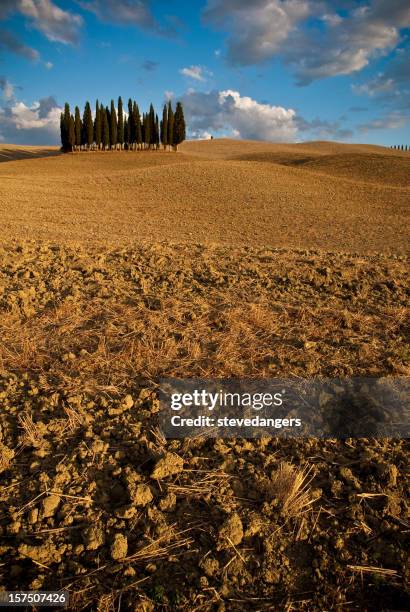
[110, 533, 128, 560]
[217, 513, 244, 549]
[41, 494, 60, 518]
[82, 524, 105, 551]
[150, 452, 184, 480]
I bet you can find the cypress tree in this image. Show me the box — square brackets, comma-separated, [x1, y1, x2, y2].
[155, 114, 160, 149]
[145, 112, 151, 149]
[68, 114, 75, 152]
[167, 101, 174, 151]
[161, 104, 168, 150]
[106, 105, 111, 141]
[60, 112, 65, 150]
[148, 103, 155, 148]
[173, 102, 186, 151]
[117, 96, 124, 150]
[110, 99, 118, 150]
[61, 103, 71, 151]
[141, 113, 145, 148]
[134, 103, 142, 150]
[124, 116, 129, 149]
[101, 107, 110, 150]
[74, 106, 82, 151]
[94, 100, 102, 150]
[150, 104, 156, 148]
[82, 102, 93, 150]
[128, 99, 135, 150]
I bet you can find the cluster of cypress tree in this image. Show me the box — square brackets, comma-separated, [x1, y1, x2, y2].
[60, 97, 186, 152]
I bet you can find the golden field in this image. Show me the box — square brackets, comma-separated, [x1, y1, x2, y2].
[0, 139, 409, 253]
[0, 140, 409, 611]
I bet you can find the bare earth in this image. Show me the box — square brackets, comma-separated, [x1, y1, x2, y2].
[0, 140, 409, 611]
[0, 139, 408, 253]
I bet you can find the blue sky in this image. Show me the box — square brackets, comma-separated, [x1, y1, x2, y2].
[0, 0, 409, 145]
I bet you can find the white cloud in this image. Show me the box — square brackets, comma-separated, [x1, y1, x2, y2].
[286, 6, 403, 85]
[190, 130, 213, 140]
[16, 0, 83, 44]
[10, 100, 61, 130]
[0, 96, 62, 144]
[204, 0, 310, 65]
[181, 87, 358, 142]
[180, 65, 212, 82]
[180, 89, 298, 142]
[203, 0, 410, 84]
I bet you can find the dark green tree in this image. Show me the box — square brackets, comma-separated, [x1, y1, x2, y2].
[124, 115, 129, 149]
[117, 96, 124, 149]
[94, 100, 102, 150]
[145, 111, 151, 149]
[128, 99, 135, 149]
[173, 102, 186, 150]
[141, 113, 145, 147]
[134, 103, 142, 150]
[110, 99, 118, 150]
[82, 101, 94, 150]
[155, 114, 160, 149]
[105, 105, 111, 143]
[60, 106, 67, 150]
[160, 104, 168, 150]
[148, 103, 156, 148]
[101, 107, 110, 150]
[74, 106, 82, 151]
[60, 112, 65, 150]
[61, 102, 72, 151]
[167, 101, 174, 151]
[68, 114, 75, 152]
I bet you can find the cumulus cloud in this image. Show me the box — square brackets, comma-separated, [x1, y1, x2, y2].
[0, 27, 40, 60]
[180, 65, 212, 82]
[0, 96, 61, 145]
[203, 0, 410, 85]
[180, 88, 359, 142]
[180, 89, 298, 142]
[79, 0, 178, 36]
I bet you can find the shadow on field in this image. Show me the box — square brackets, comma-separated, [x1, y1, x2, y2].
[0, 147, 62, 163]
[230, 151, 410, 187]
[229, 152, 316, 166]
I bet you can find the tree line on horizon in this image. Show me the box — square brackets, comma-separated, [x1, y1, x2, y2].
[60, 97, 186, 152]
